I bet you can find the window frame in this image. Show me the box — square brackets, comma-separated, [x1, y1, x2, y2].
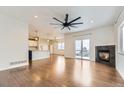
[121, 26, 124, 52]
[119, 24, 124, 54]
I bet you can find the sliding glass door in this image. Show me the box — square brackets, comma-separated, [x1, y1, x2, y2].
[75, 40, 82, 58]
[75, 39, 90, 60]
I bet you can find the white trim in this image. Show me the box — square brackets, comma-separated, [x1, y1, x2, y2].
[0, 63, 28, 71]
[117, 21, 124, 54]
[117, 67, 124, 80]
[65, 56, 94, 62]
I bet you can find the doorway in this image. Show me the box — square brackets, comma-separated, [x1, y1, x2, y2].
[75, 39, 90, 60]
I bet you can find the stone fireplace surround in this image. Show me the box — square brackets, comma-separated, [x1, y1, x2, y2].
[95, 45, 115, 67]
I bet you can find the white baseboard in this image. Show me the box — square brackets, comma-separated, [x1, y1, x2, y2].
[0, 63, 28, 71]
[64, 56, 94, 61]
[116, 67, 124, 80]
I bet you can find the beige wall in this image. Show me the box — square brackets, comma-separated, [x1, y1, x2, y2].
[64, 25, 115, 61]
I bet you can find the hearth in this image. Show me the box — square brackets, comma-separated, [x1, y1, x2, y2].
[95, 45, 115, 67]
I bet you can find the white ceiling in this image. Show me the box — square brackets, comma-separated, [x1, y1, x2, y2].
[0, 6, 123, 39]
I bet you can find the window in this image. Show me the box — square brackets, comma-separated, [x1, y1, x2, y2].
[75, 39, 90, 59]
[120, 25, 124, 53]
[58, 42, 64, 50]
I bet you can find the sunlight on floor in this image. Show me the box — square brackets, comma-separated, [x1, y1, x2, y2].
[74, 60, 92, 86]
[55, 56, 65, 76]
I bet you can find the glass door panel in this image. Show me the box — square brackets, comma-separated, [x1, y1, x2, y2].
[75, 40, 81, 58]
[82, 39, 90, 59]
[75, 39, 90, 60]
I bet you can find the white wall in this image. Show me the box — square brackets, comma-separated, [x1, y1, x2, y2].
[115, 9, 124, 79]
[0, 13, 28, 70]
[53, 39, 64, 55]
[65, 25, 115, 61]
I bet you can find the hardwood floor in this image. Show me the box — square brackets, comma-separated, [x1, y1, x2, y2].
[0, 55, 124, 87]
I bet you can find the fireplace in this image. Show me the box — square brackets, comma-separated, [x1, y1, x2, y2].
[98, 50, 110, 62]
[95, 45, 115, 67]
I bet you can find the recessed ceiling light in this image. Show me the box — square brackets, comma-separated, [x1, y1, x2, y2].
[34, 16, 38, 18]
[90, 20, 94, 23]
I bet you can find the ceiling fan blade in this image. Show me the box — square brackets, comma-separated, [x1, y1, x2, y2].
[53, 17, 63, 24]
[65, 14, 68, 23]
[61, 26, 65, 30]
[68, 26, 71, 30]
[70, 22, 83, 25]
[70, 25, 78, 28]
[68, 17, 81, 24]
[50, 23, 62, 25]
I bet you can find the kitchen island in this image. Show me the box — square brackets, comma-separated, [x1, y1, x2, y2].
[29, 50, 50, 61]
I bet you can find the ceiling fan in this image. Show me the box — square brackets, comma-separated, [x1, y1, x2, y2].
[50, 14, 83, 30]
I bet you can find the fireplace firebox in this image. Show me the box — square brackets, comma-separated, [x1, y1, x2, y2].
[95, 45, 115, 67]
[98, 50, 110, 62]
